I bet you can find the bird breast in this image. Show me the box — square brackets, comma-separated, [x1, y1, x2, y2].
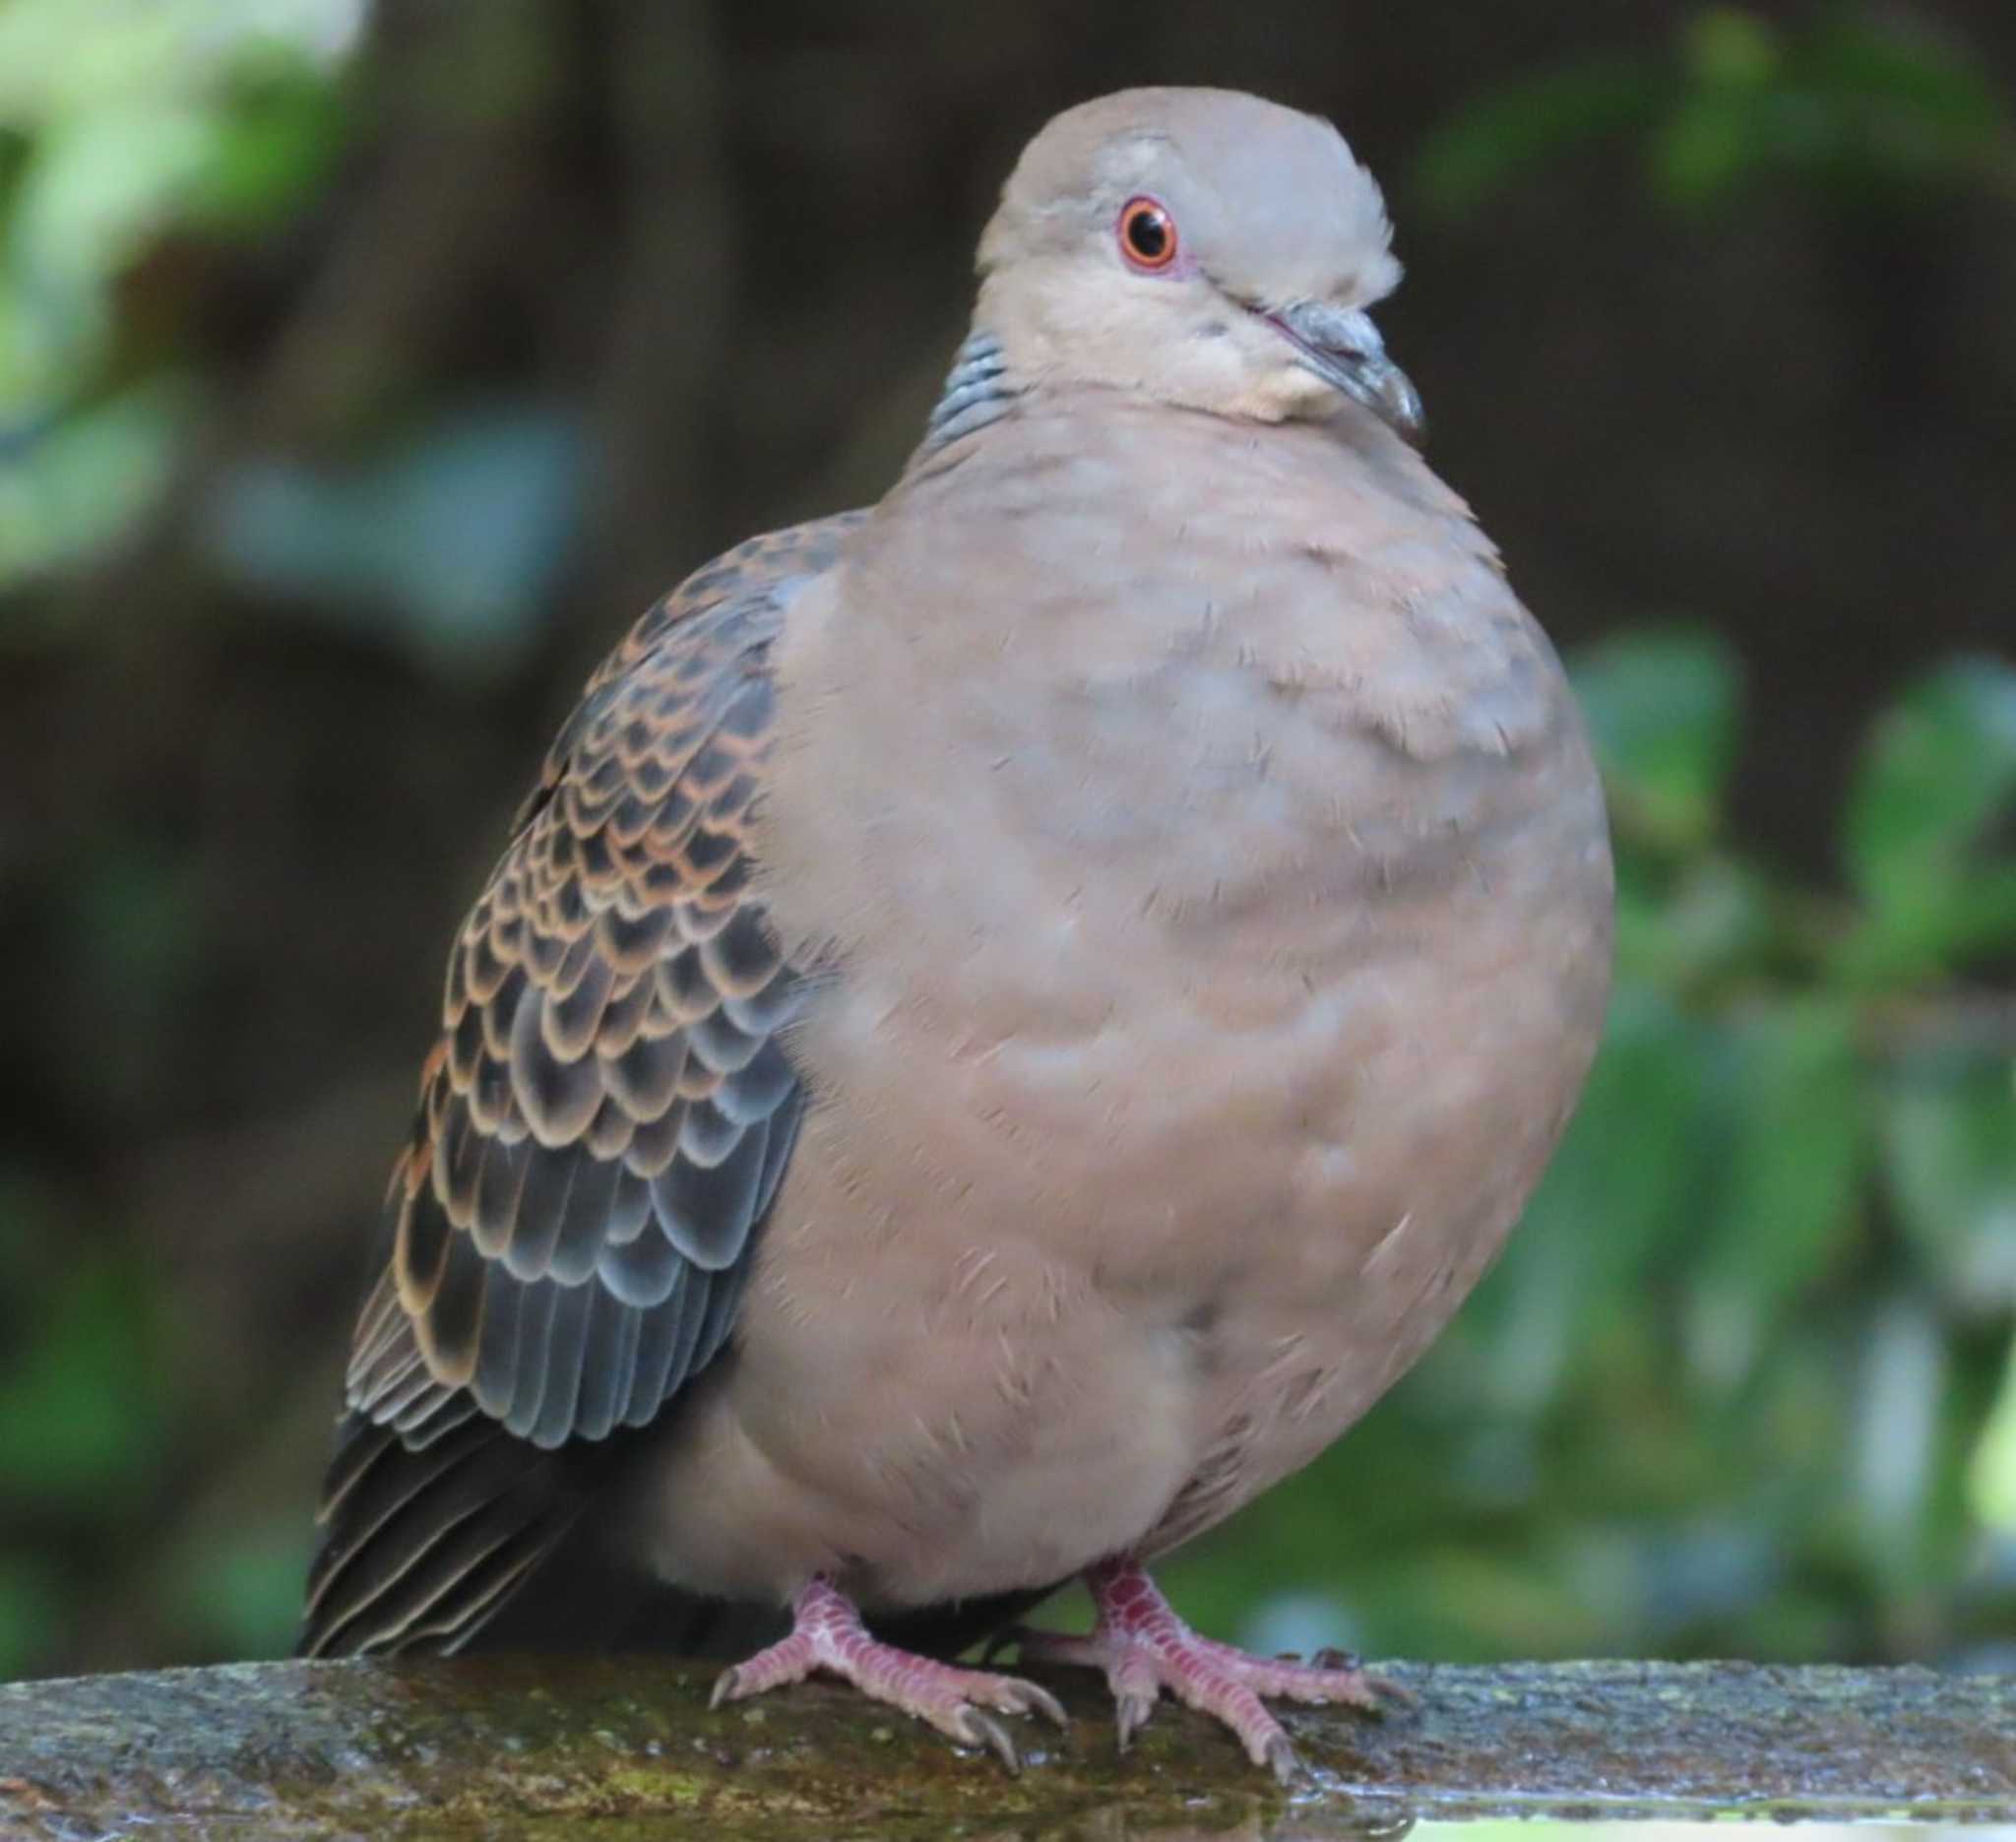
[649, 396, 1611, 1606]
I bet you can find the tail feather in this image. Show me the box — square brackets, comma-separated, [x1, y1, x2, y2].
[300, 1402, 1067, 1664]
[298, 1406, 595, 1658]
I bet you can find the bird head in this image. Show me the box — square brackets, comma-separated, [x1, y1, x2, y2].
[975, 88, 1422, 443]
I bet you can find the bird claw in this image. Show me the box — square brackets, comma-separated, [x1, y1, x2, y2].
[1005, 1678, 1071, 1730]
[1264, 1732, 1303, 1784]
[954, 1706, 1022, 1773]
[1113, 1689, 1156, 1751]
[1363, 1669, 1419, 1711]
[1301, 1644, 1417, 1712]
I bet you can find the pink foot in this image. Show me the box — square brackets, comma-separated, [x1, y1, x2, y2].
[1006, 1557, 1407, 1780]
[710, 1575, 1067, 1770]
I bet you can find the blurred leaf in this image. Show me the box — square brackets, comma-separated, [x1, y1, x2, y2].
[1685, 996, 1866, 1391]
[1611, 856, 1772, 990]
[1841, 657, 2016, 978]
[1457, 980, 1713, 1415]
[187, 62, 354, 232]
[1652, 9, 1781, 208]
[0, 0, 365, 129]
[12, 103, 221, 289]
[1650, 89, 1761, 209]
[1571, 628, 1743, 856]
[1882, 1050, 2016, 1312]
[1685, 7, 1781, 88]
[202, 403, 583, 675]
[1851, 1294, 1949, 1586]
[1803, 8, 2016, 193]
[0, 1255, 163, 1508]
[1, 106, 219, 417]
[1414, 52, 1664, 220]
[0, 379, 197, 587]
[1972, 1332, 2016, 1537]
[1813, 9, 2007, 119]
[1848, 664, 2016, 883]
[1418, 5, 2016, 222]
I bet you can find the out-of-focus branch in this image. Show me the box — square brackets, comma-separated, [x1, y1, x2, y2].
[587, 0, 734, 619]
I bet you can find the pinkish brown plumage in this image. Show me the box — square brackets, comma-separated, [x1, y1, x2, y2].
[305, 88, 1612, 1779]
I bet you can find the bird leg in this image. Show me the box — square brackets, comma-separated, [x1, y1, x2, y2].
[709, 1574, 1067, 1770]
[1006, 1556, 1403, 1780]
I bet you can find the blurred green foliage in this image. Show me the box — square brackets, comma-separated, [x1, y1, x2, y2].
[0, 0, 359, 597]
[0, 0, 2012, 1686]
[1418, 5, 2016, 218]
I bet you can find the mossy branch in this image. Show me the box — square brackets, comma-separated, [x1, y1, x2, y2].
[2, 1656, 2012, 1839]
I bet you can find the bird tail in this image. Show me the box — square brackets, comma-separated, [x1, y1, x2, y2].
[298, 1401, 595, 1657]
[297, 1397, 789, 1660]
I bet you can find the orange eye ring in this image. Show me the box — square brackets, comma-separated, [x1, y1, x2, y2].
[1118, 196, 1178, 271]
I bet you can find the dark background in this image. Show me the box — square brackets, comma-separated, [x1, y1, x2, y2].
[2, 0, 2013, 1682]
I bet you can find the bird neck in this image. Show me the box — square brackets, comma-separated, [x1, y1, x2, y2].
[916, 329, 1024, 458]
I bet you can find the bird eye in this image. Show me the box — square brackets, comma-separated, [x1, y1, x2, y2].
[1118, 197, 1177, 272]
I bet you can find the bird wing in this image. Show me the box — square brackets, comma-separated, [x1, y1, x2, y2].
[300, 513, 861, 1656]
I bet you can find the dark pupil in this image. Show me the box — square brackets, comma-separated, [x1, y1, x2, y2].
[1128, 210, 1168, 258]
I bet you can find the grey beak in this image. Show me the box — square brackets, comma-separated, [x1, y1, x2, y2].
[1268, 301, 1424, 445]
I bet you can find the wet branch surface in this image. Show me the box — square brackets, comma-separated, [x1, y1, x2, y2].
[2, 1655, 2011, 1839]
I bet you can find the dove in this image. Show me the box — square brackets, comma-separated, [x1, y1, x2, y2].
[301, 86, 1613, 1780]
